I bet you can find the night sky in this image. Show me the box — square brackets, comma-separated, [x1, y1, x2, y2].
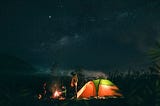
[1, 0, 160, 71]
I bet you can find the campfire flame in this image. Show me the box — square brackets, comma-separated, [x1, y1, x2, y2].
[51, 89, 62, 99]
[37, 81, 67, 101]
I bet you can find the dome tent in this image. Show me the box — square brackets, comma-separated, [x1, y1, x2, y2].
[77, 79, 122, 99]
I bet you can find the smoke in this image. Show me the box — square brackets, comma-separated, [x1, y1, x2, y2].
[34, 67, 108, 79]
[80, 69, 108, 79]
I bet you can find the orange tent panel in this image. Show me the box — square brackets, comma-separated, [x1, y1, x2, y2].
[98, 85, 122, 97]
[77, 81, 96, 98]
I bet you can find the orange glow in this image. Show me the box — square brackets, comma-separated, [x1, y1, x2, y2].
[38, 94, 42, 100]
[51, 90, 62, 99]
[77, 81, 96, 99]
[98, 85, 122, 97]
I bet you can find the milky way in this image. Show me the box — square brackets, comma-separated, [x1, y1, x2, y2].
[0, 0, 160, 71]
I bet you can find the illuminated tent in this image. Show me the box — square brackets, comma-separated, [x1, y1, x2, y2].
[77, 79, 122, 99]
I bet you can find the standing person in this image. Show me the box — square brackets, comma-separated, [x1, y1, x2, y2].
[70, 73, 78, 98]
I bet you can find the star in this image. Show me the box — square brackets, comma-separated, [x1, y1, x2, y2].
[49, 16, 52, 19]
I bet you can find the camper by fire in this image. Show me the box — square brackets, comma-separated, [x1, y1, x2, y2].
[37, 74, 122, 100]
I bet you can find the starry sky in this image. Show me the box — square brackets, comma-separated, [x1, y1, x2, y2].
[1, 0, 160, 71]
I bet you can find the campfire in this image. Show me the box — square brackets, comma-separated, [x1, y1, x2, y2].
[37, 81, 66, 101]
[51, 89, 62, 99]
[49, 83, 66, 100]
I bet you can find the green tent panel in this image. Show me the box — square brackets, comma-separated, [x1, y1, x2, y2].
[93, 79, 115, 87]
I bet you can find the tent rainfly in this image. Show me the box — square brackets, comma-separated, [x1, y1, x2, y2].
[77, 79, 122, 99]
